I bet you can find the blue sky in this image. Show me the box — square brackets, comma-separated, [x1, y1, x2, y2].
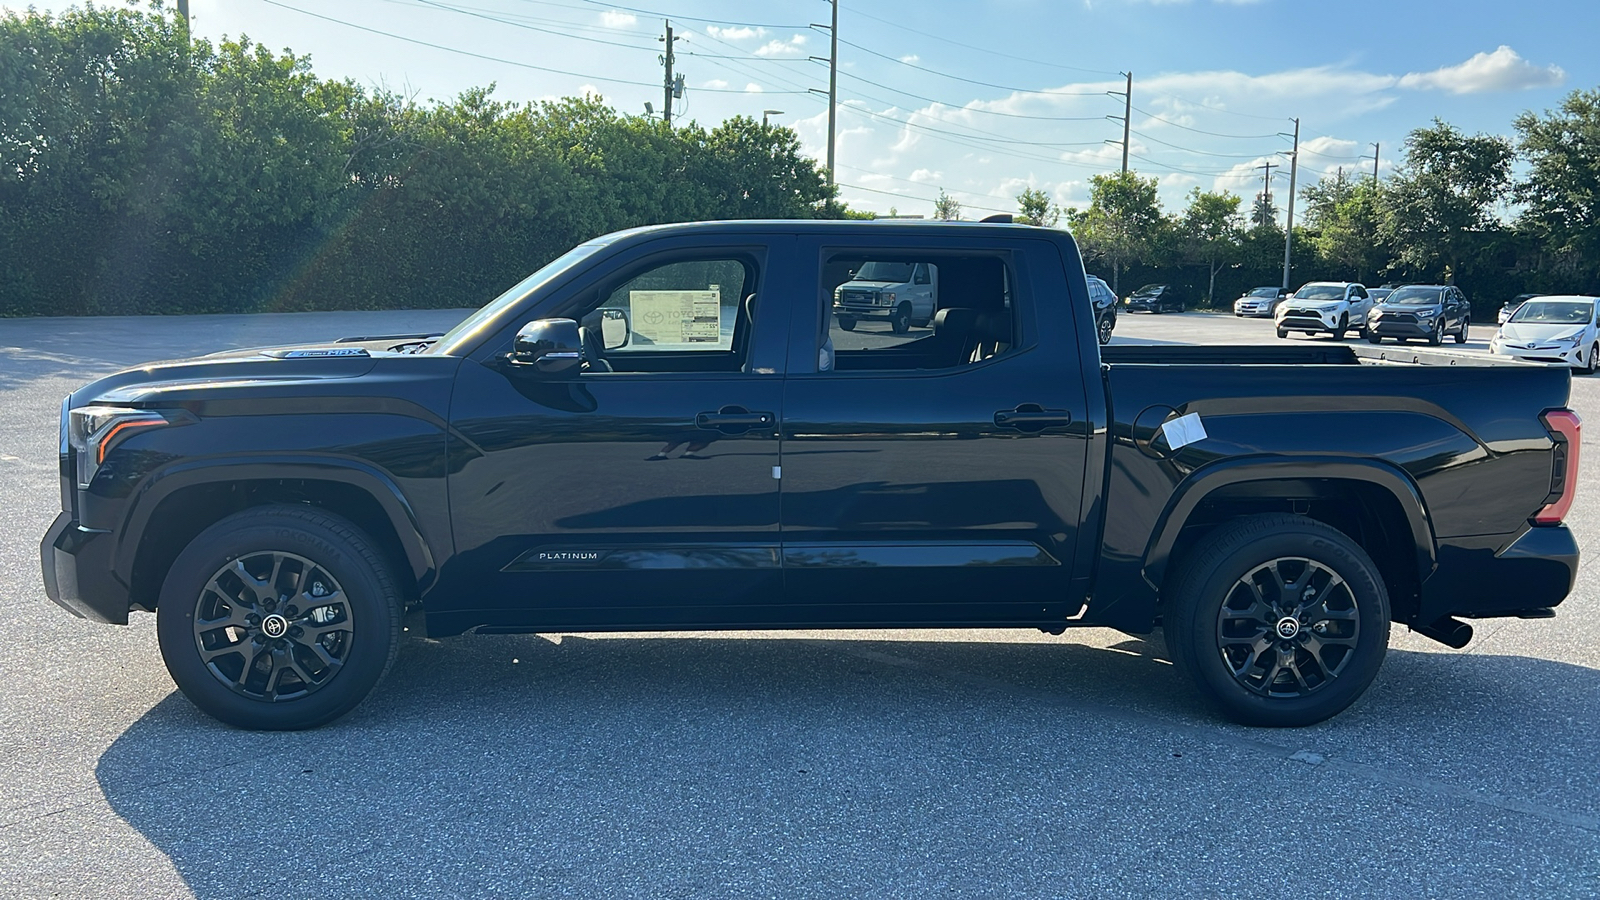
[5, 0, 1594, 219]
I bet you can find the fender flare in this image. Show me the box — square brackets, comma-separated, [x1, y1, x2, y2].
[1140, 455, 1438, 592]
[113, 454, 437, 591]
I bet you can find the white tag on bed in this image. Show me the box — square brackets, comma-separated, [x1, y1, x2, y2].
[1161, 412, 1208, 450]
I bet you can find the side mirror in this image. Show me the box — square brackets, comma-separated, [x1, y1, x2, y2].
[510, 318, 582, 375]
[596, 307, 631, 350]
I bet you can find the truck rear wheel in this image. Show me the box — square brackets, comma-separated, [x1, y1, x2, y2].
[1164, 514, 1390, 727]
[155, 505, 403, 730]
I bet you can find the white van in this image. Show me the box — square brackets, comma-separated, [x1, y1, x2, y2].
[833, 261, 938, 334]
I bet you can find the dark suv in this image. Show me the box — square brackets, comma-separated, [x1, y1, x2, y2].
[1366, 284, 1471, 345]
[1122, 284, 1185, 314]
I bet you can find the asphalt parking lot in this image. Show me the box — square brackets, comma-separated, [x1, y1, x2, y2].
[2, 308, 1597, 898]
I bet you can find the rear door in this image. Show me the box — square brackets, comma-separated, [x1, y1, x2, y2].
[775, 234, 1092, 625]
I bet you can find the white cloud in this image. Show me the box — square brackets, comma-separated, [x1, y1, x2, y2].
[701, 79, 730, 90]
[598, 10, 636, 28]
[743, 83, 764, 94]
[1398, 46, 1565, 94]
[908, 168, 942, 183]
[754, 35, 809, 57]
[706, 25, 766, 41]
[900, 54, 920, 64]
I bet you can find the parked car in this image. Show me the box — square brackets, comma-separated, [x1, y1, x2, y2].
[1367, 287, 1394, 305]
[1365, 284, 1471, 346]
[1122, 283, 1185, 313]
[1498, 293, 1544, 325]
[41, 220, 1580, 731]
[1087, 274, 1118, 343]
[834, 260, 937, 334]
[1233, 286, 1289, 318]
[1275, 282, 1372, 339]
[1491, 295, 1600, 373]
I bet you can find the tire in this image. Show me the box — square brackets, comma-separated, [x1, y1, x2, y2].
[1165, 514, 1391, 727]
[1585, 343, 1599, 376]
[1366, 332, 1383, 344]
[1275, 326, 1289, 339]
[891, 302, 912, 334]
[1333, 315, 1348, 340]
[1454, 318, 1470, 344]
[156, 505, 404, 730]
[1097, 313, 1114, 345]
[1426, 318, 1443, 346]
[837, 317, 856, 332]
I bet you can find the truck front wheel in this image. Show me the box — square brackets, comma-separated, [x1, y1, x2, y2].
[155, 505, 403, 730]
[837, 316, 856, 332]
[1164, 514, 1390, 727]
[891, 303, 912, 334]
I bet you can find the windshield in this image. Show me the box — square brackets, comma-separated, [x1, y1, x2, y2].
[1247, 287, 1278, 298]
[1293, 284, 1346, 301]
[1385, 286, 1445, 305]
[1509, 300, 1594, 324]
[430, 239, 613, 355]
[854, 261, 915, 282]
[1133, 284, 1164, 296]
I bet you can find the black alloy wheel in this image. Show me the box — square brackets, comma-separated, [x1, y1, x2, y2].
[157, 506, 402, 730]
[1455, 317, 1470, 344]
[891, 302, 912, 334]
[1165, 513, 1390, 727]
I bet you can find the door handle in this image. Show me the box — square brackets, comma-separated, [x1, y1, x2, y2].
[994, 404, 1072, 433]
[696, 406, 774, 434]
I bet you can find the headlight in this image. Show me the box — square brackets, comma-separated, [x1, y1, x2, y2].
[1317, 303, 1342, 312]
[882, 292, 896, 304]
[1556, 334, 1583, 346]
[67, 406, 173, 488]
[1415, 309, 1437, 320]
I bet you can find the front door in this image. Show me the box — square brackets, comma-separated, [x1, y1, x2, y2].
[776, 236, 1091, 626]
[444, 247, 789, 629]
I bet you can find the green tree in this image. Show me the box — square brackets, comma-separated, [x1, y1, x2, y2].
[1178, 188, 1242, 304]
[934, 188, 962, 221]
[1380, 119, 1513, 281]
[1016, 187, 1058, 226]
[1514, 88, 1600, 280]
[1249, 191, 1278, 228]
[1067, 171, 1165, 292]
[1302, 171, 1387, 282]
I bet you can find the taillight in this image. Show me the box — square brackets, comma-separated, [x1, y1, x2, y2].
[1535, 409, 1582, 525]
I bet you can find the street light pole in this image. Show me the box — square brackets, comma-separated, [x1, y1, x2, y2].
[763, 109, 785, 127]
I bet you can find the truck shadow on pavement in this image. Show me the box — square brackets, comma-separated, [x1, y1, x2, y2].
[95, 634, 1600, 898]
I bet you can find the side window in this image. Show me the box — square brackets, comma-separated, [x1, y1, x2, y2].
[822, 250, 1020, 373]
[585, 258, 751, 372]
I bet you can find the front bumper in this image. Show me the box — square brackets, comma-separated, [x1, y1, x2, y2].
[1234, 300, 1275, 317]
[1421, 525, 1579, 623]
[1491, 344, 1584, 367]
[1368, 317, 1440, 338]
[40, 511, 130, 624]
[1277, 308, 1344, 332]
[833, 303, 893, 320]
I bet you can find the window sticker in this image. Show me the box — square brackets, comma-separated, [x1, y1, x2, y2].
[630, 289, 721, 345]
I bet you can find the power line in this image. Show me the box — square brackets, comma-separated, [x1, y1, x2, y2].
[840, 4, 1120, 78]
[835, 180, 1013, 215]
[833, 35, 1108, 98]
[837, 69, 1109, 122]
[835, 164, 1031, 209]
[1129, 106, 1279, 139]
[568, 0, 807, 30]
[1130, 129, 1278, 159]
[253, 0, 811, 94]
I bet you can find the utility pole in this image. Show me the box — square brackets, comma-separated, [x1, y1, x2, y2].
[1371, 142, 1380, 184]
[659, 21, 678, 126]
[1257, 161, 1277, 209]
[1282, 117, 1299, 292]
[1106, 72, 1132, 176]
[806, 1, 832, 184]
[177, 0, 189, 28]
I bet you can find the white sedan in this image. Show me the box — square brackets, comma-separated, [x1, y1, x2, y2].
[1489, 295, 1600, 373]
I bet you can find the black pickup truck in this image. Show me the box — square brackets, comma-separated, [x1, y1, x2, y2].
[42, 221, 1581, 730]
